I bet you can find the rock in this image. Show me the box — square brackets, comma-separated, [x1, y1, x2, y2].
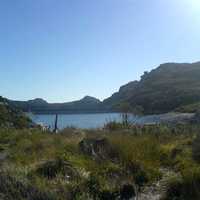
[79, 138, 118, 161]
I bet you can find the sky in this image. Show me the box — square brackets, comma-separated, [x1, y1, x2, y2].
[0, 0, 200, 102]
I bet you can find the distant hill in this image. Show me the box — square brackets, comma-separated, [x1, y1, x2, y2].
[103, 62, 200, 114]
[9, 96, 104, 114]
[7, 62, 200, 115]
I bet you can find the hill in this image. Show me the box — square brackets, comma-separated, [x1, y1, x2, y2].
[8, 62, 200, 114]
[0, 96, 32, 128]
[9, 96, 103, 114]
[103, 62, 200, 114]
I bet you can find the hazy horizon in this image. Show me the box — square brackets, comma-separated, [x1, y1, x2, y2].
[1, 0, 200, 102]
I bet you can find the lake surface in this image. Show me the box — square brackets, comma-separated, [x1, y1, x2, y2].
[30, 113, 122, 129]
[30, 112, 194, 129]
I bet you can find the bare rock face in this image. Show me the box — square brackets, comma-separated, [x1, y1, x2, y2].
[79, 138, 118, 161]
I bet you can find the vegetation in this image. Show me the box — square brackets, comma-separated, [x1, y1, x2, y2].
[0, 97, 32, 129]
[0, 123, 200, 199]
[176, 102, 200, 113]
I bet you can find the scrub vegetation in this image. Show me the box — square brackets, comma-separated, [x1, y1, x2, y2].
[0, 123, 200, 200]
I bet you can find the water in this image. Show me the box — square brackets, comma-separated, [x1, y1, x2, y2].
[30, 113, 122, 129]
[29, 112, 194, 129]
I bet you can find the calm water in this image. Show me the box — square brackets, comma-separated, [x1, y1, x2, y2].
[30, 113, 122, 129]
[29, 112, 194, 129]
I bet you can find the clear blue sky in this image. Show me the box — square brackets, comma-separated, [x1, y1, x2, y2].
[0, 0, 200, 102]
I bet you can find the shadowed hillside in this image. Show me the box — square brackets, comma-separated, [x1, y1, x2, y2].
[103, 62, 200, 114]
[0, 97, 32, 128]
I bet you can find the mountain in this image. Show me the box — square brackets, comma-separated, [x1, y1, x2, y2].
[9, 96, 103, 114]
[103, 62, 200, 114]
[7, 62, 200, 115]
